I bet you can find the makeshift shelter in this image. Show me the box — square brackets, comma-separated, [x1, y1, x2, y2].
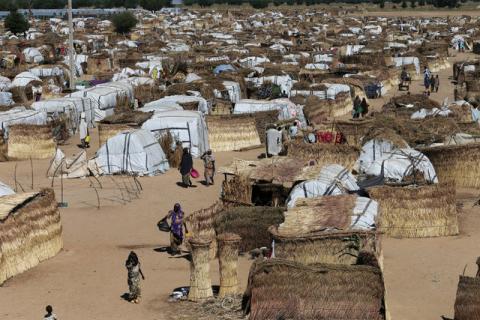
[234, 98, 306, 126]
[368, 183, 458, 238]
[141, 110, 209, 158]
[47, 149, 88, 179]
[92, 129, 169, 176]
[98, 111, 153, 147]
[31, 97, 95, 134]
[146, 95, 209, 114]
[0, 189, 63, 285]
[244, 259, 386, 320]
[69, 81, 134, 121]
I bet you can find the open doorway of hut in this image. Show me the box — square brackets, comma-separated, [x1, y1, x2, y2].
[251, 183, 288, 207]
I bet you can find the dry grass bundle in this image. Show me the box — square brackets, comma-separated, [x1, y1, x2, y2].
[188, 237, 213, 302]
[211, 99, 232, 115]
[217, 233, 241, 298]
[114, 95, 132, 114]
[207, 115, 261, 152]
[214, 206, 284, 253]
[368, 183, 459, 238]
[10, 86, 31, 103]
[390, 94, 441, 110]
[159, 132, 182, 168]
[7, 124, 56, 160]
[252, 110, 279, 144]
[285, 140, 359, 169]
[453, 275, 480, 320]
[97, 123, 135, 147]
[362, 127, 409, 148]
[332, 118, 375, 146]
[0, 189, 63, 285]
[245, 259, 386, 320]
[421, 143, 480, 188]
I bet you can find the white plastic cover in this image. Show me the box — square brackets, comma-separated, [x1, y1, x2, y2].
[141, 110, 209, 158]
[11, 71, 41, 88]
[393, 57, 420, 74]
[0, 107, 48, 136]
[287, 164, 359, 208]
[234, 98, 306, 126]
[94, 129, 169, 176]
[22, 48, 44, 64]
[0, 92, 13, 106]
[146, 95, 208, 114]
[0, 181, 14, 196]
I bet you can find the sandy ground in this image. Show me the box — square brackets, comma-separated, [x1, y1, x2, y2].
[0, 51, 479, 320]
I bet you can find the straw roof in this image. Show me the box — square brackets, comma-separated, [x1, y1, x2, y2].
[207, 115, 262, 152]
[0, 192, 38, 220]
[7, 124, 56, 160]
[453, 275, 480, 320]
[245, 259, 386, 320]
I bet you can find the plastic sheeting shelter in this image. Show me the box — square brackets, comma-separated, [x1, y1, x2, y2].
[32, 97, 95, 133]
[0, 107, 48, 136]
[357, 139, 438, 183]
[11, 72, 41, 88]
[234, 98, 306, 126]
[141, 110, 209, 158]
[93, 129, 169, 176]
[147, 95, 209, 114]
[286, 164, 359, 208]
[69, 82, 134, 121]
[0, 181, 14, 196]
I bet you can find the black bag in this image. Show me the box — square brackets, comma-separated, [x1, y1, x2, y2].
[157, 217, 170, 232]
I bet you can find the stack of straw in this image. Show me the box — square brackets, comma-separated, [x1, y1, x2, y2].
[188, 237, 213, 302]
[217, 233, 241, 298]
[453, 275, 480, 319]
[206, 115, 261, 152]
[98, 123, 134, 147]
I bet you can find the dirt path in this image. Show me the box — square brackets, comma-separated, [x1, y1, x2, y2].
[0, 52, 478, 320]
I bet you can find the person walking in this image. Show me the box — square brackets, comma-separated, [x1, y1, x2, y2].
[430, 74, 435, 93]
[125, 251, 145, 304]
[43, 305, 57, 320]
[179, 148, 194, 188]
[79, 112, 89, 149]
[424, 66, 431, 94]
[352, 95, 361, 119]
[434, 75, 440, 92]
[166, 203, 186, 255]
[200, 150, 215, 186]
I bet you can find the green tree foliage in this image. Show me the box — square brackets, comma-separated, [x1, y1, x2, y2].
[379, 0, 385, 7]
[197, 0, 213, 6]
[111, 11, 138, 34]
[410, 0, 416, 7]
[249, 0, 268, 7]
[5, 9, 30, 35]
[401, 0, 407, 7]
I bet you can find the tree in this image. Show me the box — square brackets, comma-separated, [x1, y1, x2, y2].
[410, 0, 416, 7]
[198, 0, 214, 6]
[273, 0, 284, 5]
[379, 0, 385, 7]
[249, 0, 268, 8]
[401, 0, 407, 7]
[111, 11, 138, 34]
[418, 0, 425, 5]
[4, 9, 30, 35]
[285, 0, 294, 5]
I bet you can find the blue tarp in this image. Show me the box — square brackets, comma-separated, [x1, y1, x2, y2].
[213, 64, 235, 75]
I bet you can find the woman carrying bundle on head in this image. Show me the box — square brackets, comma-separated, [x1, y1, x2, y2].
[125, 251, 145, 304]
[166, 203, 187, 255]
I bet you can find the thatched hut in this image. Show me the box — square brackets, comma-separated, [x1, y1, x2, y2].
[368, 183, 459, 238]
[244, 259, 386, 320]
[188, 237, 213, 302]
[217, 233, 241, 298]
[7, 124, 56, 160]
[285, 140, 360, 169]
[420, 143, 480, 188]
[0, 189, 63, 285]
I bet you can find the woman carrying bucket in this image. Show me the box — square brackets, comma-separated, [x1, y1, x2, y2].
[166, 203, 187, 255]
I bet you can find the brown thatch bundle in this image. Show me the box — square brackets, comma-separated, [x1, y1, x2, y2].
[285, 140, 360, 169]
[0, 189, 63, 285]
[188, 237, 213, 302]
[97, 123, 135, 147]
[217, 233, 241, 298]
[453, 275, 480, 320]
[214, 206, 284, 253]
[362, 127, 410, 148]
[206, 115, 261, 152]
[133, 85, 163, 104]
[222, 175, 252, 205]
[389, 94, 441, 110]
[158, 131, 182, 168]
[331, 118, 375, 147]
[421, 143, 480, 188]
[7, 124, 56, 160]
[368, 183, 459, 238]
[252, 110, 279, 144]
[101, 111, 153, 126]
[245, 259, 386, 320]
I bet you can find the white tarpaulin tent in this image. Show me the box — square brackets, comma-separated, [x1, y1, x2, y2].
[234, 98, 306, 126]
[393, 57, 420, 74]
[32, 97, 95, 133]
[222, 81, 242, 103]
[357, 139, 438, 183]
[0, 181, 14, 196]
[93, 129, 169, 176]
[22, 48, 44, 64]
[11, 72, 41, 88]
[141, 110, 209, 158]
[69, 81, 134, 121]
[0, 92, 13, 106]
[0, 76, 11, 91]
[147, 95, 209, 114]
[141, 100, 183, 113]
[0, 107, 47, 136]
[47, 149, 88, 179]
[286, 164, 359, 208]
